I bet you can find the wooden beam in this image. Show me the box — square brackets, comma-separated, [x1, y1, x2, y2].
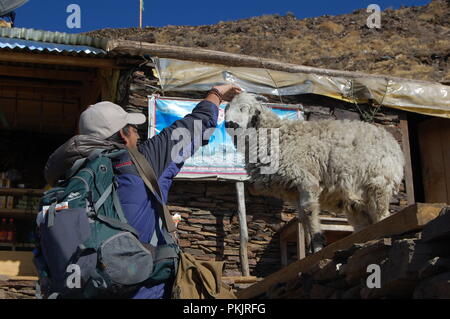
[222, 276, 261, 284]
[399, 113, 415, 205]
[0, 78, 83, 91]
[237, 203, 446, 299]
[0, 65, 95, 82]
[0, 51, 120, 69]
[107, 39, 436, 85]
[6, 276, 38, 281]
[236, 182, 250, 277]
[280, 216, 354, 242]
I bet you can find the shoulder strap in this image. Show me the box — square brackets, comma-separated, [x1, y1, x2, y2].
[127, 146, 177, 233]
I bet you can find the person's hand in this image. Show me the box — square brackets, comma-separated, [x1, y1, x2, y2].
[213, 84, 243, 102]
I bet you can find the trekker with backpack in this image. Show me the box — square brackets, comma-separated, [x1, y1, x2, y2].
[33, 84, 242, 299]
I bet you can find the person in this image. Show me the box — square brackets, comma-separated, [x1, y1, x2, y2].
[44, 84, 242, 299]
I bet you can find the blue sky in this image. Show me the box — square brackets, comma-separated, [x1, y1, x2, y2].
[11, 0, 431, 33]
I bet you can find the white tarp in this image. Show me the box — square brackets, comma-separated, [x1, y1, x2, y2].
[153, 57, 450, 119]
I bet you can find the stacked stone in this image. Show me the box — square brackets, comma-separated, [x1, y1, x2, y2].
[168, 181, 297, 278]
[263, 206, 450, 299]
[0, 277, 36, 299]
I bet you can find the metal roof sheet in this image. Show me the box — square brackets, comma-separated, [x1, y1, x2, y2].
[0, 36, 107, 55]
[0, 27, 109, 56]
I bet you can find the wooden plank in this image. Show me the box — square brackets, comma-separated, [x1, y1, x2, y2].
[0, 78, 83, 90]
[7, 276, 38, 281]
[0, 208, 38, 217]
[321, 224, 354, 232]
[439, 119, 450, 204]
[237, 203, 445, 299]
[0, 65, 94, 82]
[222, 276, 260, 284]
[0, 188, 44, 196]
[0, 51, 119, 69]
[280, 216, 353, 241]
[399, 113, 415, 205]
[319, 216, 349, 223]
[0, 251, 37, 277]
[418, 119, 448, 203]
[236, 182, 250, 277]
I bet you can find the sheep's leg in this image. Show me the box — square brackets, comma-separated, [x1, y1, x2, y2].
[297, 189, 325, 253]
[345, 208, 372, 232]
[366, 185, 392, 225]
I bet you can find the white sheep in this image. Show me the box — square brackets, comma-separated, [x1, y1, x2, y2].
[225, 93, 405, 253]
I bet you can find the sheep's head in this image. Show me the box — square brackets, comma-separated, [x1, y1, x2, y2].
[225, 93, 265, 129]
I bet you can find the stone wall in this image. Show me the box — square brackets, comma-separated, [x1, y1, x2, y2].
[168, 181, 297, 278]
[0, 276, 35, 299]
[262, 206, 450, 299]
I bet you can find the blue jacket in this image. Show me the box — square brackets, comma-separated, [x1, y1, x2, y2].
[111, 100, 218, 299]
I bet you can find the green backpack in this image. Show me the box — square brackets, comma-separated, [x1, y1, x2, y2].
[33, 148, 179, 299]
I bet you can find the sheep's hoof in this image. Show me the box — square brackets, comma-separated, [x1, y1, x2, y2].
[310, 233, 326, 253]
[312, 245, 323, 253]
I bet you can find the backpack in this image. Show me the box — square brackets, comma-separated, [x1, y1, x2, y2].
[33, 148, 179, 299]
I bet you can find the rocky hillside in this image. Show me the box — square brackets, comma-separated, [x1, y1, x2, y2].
[86, 0, 449, 84]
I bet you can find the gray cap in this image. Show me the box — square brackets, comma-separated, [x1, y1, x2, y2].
[79, 101, 146, 139]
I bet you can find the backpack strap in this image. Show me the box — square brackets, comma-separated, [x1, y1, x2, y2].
[66, 149, 126, 181]
[127, 146, 177, 234]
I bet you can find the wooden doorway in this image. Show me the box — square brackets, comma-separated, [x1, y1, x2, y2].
[418, 117, 450, 204]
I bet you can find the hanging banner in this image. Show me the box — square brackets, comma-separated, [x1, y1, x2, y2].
[148, 95, 304, 181]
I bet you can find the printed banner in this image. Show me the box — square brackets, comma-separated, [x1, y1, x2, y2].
[148, 95, 304, 180]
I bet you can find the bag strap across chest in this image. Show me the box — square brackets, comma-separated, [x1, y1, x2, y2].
[127, 146, 177, 234]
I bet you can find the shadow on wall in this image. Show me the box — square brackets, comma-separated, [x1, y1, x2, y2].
[239, 192, 293, 278]
[167, 181, 294, 278]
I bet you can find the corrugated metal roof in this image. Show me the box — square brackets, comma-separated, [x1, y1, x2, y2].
[0, 27, 111, 57]
[0, 36, 107, 56]
[0, 27, 108, 49]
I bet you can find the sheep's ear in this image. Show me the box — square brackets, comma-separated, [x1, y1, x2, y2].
[250, 110, 261, 127]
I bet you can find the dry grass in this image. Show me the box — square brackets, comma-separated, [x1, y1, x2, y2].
[86, 0, 450, 83]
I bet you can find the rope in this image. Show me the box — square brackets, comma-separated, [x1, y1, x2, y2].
[260, 58, 283, 104]
[369, 78, 390, 121]
[350, 78, 390, 123]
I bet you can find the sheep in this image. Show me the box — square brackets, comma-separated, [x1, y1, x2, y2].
[225, 93, 405, 253]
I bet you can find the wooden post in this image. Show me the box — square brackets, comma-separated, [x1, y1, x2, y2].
[280, 239, 288, 267]
[139, 0, 143, 29]
[236, 181, 250, 277]
[399, 113, 415, 205]
[296, 221, 306, 260]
